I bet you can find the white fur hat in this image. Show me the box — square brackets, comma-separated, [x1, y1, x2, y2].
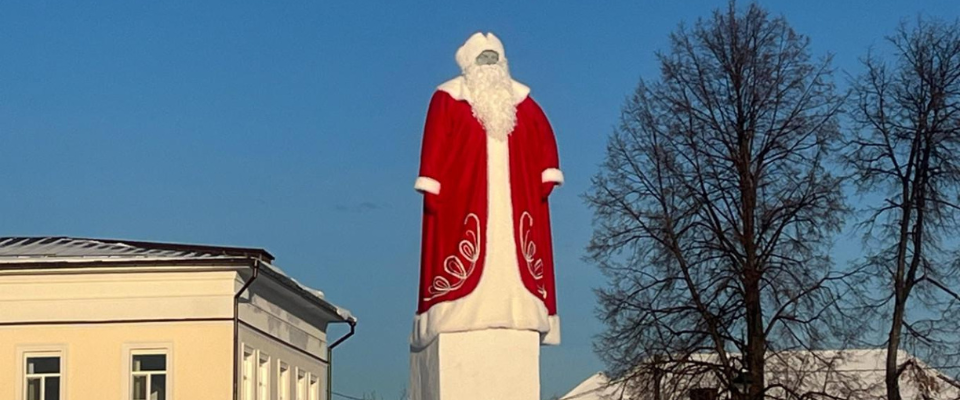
[455, 32, 506, 71]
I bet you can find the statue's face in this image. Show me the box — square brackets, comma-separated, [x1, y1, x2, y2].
[475, 50, 500, 65]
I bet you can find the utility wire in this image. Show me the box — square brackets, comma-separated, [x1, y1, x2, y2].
[332, 391, 367, 400]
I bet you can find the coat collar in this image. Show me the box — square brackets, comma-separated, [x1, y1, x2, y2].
[437, 76, 530, 105]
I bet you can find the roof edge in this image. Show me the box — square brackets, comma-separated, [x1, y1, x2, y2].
[0, 257, 254, 270]
[0, 236, 274, 262]
[256, 262, 356, 324]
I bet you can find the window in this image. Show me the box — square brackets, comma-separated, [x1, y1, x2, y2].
[257, 352, 270, 400]
[278, 362, 290, 400]
[296, 369, 307, 400]
[121, 344, 172, 400]
[131, 353, 167, 400]
[689, 388, 718, 400]
[242, 347, 255, 400]
[24, 354, 61, 400]
[309, 374, 320, 400]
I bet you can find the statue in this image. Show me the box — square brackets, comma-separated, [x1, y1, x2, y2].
[410, 32, 563, 400]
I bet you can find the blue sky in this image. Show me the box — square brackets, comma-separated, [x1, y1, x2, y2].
[2, 1, 958, 398]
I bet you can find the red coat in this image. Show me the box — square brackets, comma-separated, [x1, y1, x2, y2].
[413, 85, 562, 335]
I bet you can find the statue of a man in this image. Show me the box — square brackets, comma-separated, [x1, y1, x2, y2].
[410, 32, 563, 400]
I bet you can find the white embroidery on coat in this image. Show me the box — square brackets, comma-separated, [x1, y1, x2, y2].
[424, 213, 481, 301]
[518, 211, 548, 299]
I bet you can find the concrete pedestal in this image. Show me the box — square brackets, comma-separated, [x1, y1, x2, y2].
[410, 329, 540, 400]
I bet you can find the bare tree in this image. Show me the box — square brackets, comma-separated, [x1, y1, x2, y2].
[587, 3, 859, 399]
[845, 17, 960, 400]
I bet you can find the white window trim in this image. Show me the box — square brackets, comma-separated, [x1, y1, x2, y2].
[257, 350, 270, 400]
[121, 342, 174, 400]
[277, 361, 291, 400]
[308, 373, 320, 400]
[241, 344, 255, 400]
[16, 345, 68, 400]
[295, 367, 308, 400]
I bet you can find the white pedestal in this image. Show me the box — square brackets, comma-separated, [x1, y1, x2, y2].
[410, 329, 540, 400]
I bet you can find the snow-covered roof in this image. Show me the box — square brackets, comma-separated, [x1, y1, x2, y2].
[561, 372, 626, 400]
[0, 236, 273, 262]
[259, 259, 356, 323]
[561, 349, 960, 400]
[0, 236, 356, 323]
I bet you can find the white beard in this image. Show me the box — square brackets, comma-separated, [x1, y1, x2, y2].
[463, 61, 517, 141]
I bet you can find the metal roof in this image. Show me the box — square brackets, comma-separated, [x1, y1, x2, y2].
[0, 237, 355, 323]
[0, 237, 273, 262]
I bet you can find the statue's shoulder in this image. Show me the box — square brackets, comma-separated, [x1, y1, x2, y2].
[436, 76, 531, 105]
[511, 80, 530, 103]
[437, 77, 467, 102]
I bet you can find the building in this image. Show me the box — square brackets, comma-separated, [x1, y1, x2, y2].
[560, 349, 960, 400]
[0, 237, 356, 400]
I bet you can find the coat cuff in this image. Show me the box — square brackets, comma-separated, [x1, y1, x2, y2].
[541, 168, 564, 186]
[541, 315, 561, 346]
[414, 176, 441, 195]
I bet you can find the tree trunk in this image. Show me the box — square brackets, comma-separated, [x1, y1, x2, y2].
[886, 298, 905, 400]
[745, 276, 765, 400]
[885, 197, 911, 400]
[741, 139, 765, 400]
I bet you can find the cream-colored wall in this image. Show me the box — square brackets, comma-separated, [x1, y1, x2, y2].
[239, 325, 329, 400]
[0, 320, 233, 400]
[238, 283, 328, 360]
[236, 276, 334, 400]
[0, 270, 238, 323]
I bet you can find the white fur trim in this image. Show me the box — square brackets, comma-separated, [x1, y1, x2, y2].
[411, 302, 553, 349]
[456, 32, 506, 72]
[541, 168, 564, 185]
[541, 315, 561, 346]
[437, 76, 530, 106]
[414, 176, 441, 195]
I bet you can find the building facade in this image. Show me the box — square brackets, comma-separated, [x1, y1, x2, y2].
[0, 237, 356, 400]
[560, 350, 960, 400]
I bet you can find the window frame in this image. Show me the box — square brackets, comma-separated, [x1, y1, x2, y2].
[278, 361, 291, 400]
[17, 346, 67, 400]
[308, 373, 320, 400]
[296, 368, 307, 400]
[121, 342, 173, 400]
[689, 387, 719, 400]
[241, 344, 256, 400]
[257, 351, 271, 400]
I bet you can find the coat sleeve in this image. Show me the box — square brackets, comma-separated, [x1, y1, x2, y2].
[414, 92, 450, 195]
[531, 99, 564, 186]
[530, 98, 562, 345]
